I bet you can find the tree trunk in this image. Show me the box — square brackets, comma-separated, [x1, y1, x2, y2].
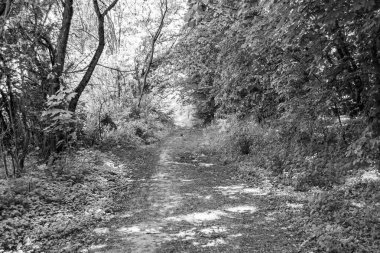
[0, 0, 12, 35]
[43, 0, 74, 158]
[335, 25, 364, 114]
[68, 0, 119, 112]
[49, 0, 74, 95]
[5, 74, 21, 174]
[0, 140, 9, 178]
[137, 0, 168, 108]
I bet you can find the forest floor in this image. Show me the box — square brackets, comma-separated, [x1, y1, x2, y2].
[1, 128, 312, 252]
[2, 126, 379, 252]
[81, 128, 306, 253]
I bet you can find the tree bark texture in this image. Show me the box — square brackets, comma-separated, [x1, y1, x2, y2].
[50, 0, 74, 95]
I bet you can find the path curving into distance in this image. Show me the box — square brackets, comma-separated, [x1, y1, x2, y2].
[87, 129, 301, 253]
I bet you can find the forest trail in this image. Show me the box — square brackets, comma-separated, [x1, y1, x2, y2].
[87, 129, 302, 253]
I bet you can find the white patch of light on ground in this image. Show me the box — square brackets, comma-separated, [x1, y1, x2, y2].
[89, 244, 107, 250]
[225, 205, 257, 213]
[351, 201, 365, 208]
[117, 224, 163, 235]
[165, 210, 227, 223]
[361, 169, 380, 182]
[242, 188, 268, 195]
[228, 233, 243, 238]
[180, 179, 193, 182]
[167, 161, 193, 166]
[346, 169, 380, 186]
[118, 226, 142, 233]
[93, 227, 109, 234]
[215, 184, 268, 196]
[171, 229, 197, 240]
[104, 160, 125, 171]
[199, 163, 214, 167]
[200, 226, 227, 234]
[201, 238, 227, 247]
[144, 228, 161, 234]
[286, 203, 304, 209]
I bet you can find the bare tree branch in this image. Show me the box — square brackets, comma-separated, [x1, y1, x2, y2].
[68, 0, 119, 112]
[103, 0, 118, 15]
[138, 0, 168, 108]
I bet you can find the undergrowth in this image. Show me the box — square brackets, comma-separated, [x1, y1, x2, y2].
[300, 181, 380, 252]
[82, 107, 173, 147]
[0, 105, 172, 252]
[201, 116, 380, 252]
[0, 144, 156, 252]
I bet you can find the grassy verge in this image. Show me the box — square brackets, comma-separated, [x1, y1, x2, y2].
[199, 117, 380, 253]
[0, 139, 161, 253]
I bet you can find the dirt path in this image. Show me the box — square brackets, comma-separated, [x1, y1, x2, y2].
[87, 129, 302, 253]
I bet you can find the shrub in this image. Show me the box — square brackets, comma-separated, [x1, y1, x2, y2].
[202, 116, 363, 191]
[299, 181, 380, 253]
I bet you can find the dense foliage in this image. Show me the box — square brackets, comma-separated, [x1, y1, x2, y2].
[0, 0, 181, 176]
[176, 0, 380, 167]
[174, 1, 380, 252]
